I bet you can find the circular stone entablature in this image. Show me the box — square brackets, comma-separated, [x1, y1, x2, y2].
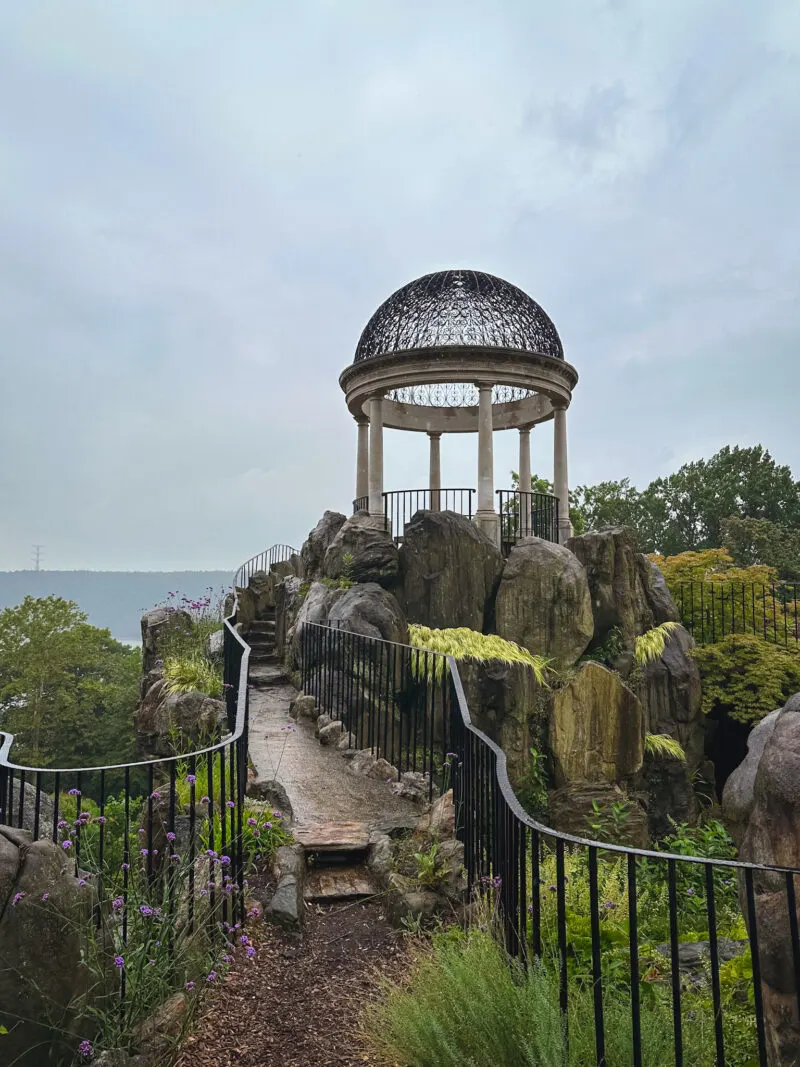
[339, 269, 578, 433]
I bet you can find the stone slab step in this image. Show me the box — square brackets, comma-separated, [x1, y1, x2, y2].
[303, 865, 377, 902]
[250, 620, 276, 631]
[293, 822, 371, 853]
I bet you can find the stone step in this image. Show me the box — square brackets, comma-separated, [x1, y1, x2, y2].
[303, 864, 377, 902]
[293, 822, 371, 855]
[248, 637, 276, 649]
[249, 621, 276, 633]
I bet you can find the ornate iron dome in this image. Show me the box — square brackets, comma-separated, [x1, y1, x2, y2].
[354, 269, 563, 364]
[386, 383, 536, 407]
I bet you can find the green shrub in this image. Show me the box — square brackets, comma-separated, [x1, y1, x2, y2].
[360, 924, 729, 1066]
[691, 633, 800, 724]
[162, 651, 223, 698]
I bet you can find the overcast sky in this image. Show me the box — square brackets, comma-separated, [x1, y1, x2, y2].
[1, 1, 798, 571]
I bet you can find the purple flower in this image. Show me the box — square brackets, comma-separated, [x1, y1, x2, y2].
[187, 774, 196, 784]
[155, 659, 163, 666]
[247, 817, 257, 827]
[603, 901, 618, 911]
[185, 980, 195, 991]
[246, 945, 256, 958]
[140, 848, 149, 857]
[41, 892, 50, 902]
[167, 831, 176, 842]
[57, 819, 68, 829]
[220, 855, 231, 866]
[12, 891, 25, 906]
[207, 970, 217, 982]
[226, 800, 235, 809]
[120, 862, 130, 871]
[222, 954, 233, 963]
[112, 896, 124, 912]
[139, 905, 154, 917]
[240, 934, 250, 946]
[62, 840, 72, 851]
[114, 955, 125, 969]
[68, 788, 81, 797]
[78, 1039, 93, 1060]
[78, 879, 87, 887]
[201, 796, 210, 805]
[150, 791, 161, 800]
[96, 816, 107, 824]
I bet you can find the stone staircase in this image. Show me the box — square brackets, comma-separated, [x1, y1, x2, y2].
[295, 822, 379, 903]
[246, 609, 278, 668]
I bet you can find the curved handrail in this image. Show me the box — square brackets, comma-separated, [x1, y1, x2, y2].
[234, 544, 299, 587]
[307, 619, 800, 877]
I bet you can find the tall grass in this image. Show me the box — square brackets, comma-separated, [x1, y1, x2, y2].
[409, 624, 552, 684]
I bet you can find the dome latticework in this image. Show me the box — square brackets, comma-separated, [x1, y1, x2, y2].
[354, 269, 563, 364]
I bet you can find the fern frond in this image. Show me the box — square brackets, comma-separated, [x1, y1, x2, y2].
[634, 621, 681, 665]
[408, 624, 553, 685]
[644, 733, 686, 761]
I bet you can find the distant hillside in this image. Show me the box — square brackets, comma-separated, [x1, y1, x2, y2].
[0, 571, 233, 643]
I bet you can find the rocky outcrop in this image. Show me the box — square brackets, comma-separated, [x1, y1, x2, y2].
[642, 754, 697, 841]
[300, 511, 347, 580]
[290, 581, 349, 668]
[0, 826, 97, 1067]
[275, 575, 303, 662]
[725, 693, 800, 1065]
[548, 783, 649, 847]
[7, 780, 55, 838]
[636, 624, 705, 771]
[457, 658, 544, 787]
[323, 512, 400, 587]
[396, 510, 503, 630]
[136, 689, 227, 758]
[494, 538, 593, 669]
[140, 606, 192, 681]
[722, 708, 781, 847]
[566, 527, 679, 652]
[549, 662, 645, 787]
[328, 584, 409, 646]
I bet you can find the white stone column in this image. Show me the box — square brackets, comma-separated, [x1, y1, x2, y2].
[553, 402, 573, 542]
[356, 418, 369, 507]
[474, 383, 499, 544]
[368, 395, 384, 521]
[428, 432, 441, 511]
[518, 427, 532, 537]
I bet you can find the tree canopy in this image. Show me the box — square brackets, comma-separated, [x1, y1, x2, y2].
[0, 595, 141, 767]
[514, 445, 800, 575]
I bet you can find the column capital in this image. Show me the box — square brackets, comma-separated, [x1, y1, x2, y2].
[550, 397, 569, 412]
[427, 430, 442, 439]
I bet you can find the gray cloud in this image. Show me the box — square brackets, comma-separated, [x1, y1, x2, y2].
[0, 0, 798, 569]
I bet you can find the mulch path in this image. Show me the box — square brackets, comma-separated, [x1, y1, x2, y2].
[175, 899, 408, 1067]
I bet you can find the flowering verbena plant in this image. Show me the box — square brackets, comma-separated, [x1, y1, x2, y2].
[32, 775, 274, 1062]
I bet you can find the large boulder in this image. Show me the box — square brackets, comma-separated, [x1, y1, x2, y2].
[290, 580, 349, 668]
[566, 527, 679, 652]
[642, 753, 698, 841]
[136, 689, 227, 757]
[0, 826, 97, 1066]
[549, 662, 645, 787]
[457, 658, 544, 786]
[396, 510, 503, 630]
[300, 510, 347, 580]
[636, 624, 705, 771]
[276, 575, 304, 662]
[323, 512, 400, 587]
[327, 583, 409, 646]
[140, 606, 193, 679]
[722, 708, 781, 847]
[731, 693, 800, 1064]
[7, 780, 56, 839]
[494, 538, 593, 669]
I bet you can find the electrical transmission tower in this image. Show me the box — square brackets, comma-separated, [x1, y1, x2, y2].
[32, 545, 43, 572]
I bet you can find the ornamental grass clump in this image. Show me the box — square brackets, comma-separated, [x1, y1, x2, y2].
[163, 651, 223, 698]
[633, 621, 681, 665]
[409, 624, 552, 684]
[643, 733, 686, 761]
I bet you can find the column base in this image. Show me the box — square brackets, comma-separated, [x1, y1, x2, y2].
[558, 518, 574, 544]
[474, 510, 501, 547]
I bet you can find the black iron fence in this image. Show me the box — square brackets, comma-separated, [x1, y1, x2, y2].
[235, 543, 298, 587]
[352, 495, 368, 514]
[300, 618, 800, 1067]
[496, 488, 560, 551]
[382, 487, 475, 542]
[0, 586, 253, 1010]
[676, 580, 800, 648]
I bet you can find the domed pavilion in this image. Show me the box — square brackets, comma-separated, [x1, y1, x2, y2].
[339, 269, 578, 548]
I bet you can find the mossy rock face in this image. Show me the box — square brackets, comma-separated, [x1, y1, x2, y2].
[494, 538, 593, 670]
[549, 662, 645, 787]
[324, 512, 400, 588]
[566, 527, 679, 652]
[396, 510, 503, 632]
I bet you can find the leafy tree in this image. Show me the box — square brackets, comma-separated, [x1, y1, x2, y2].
[691, 634, 800, 725]
[721, 516, 800, 580]
[0, 596, 141, 767]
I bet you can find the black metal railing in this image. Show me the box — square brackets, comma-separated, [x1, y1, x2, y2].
[299, 618, 800, 1067]
[382, 487, 475, 542]
[676, 580, 800, 648]
[497, 489, 560, 551]
[234, 543, 299, 587]
[352, 495, 369, 514]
